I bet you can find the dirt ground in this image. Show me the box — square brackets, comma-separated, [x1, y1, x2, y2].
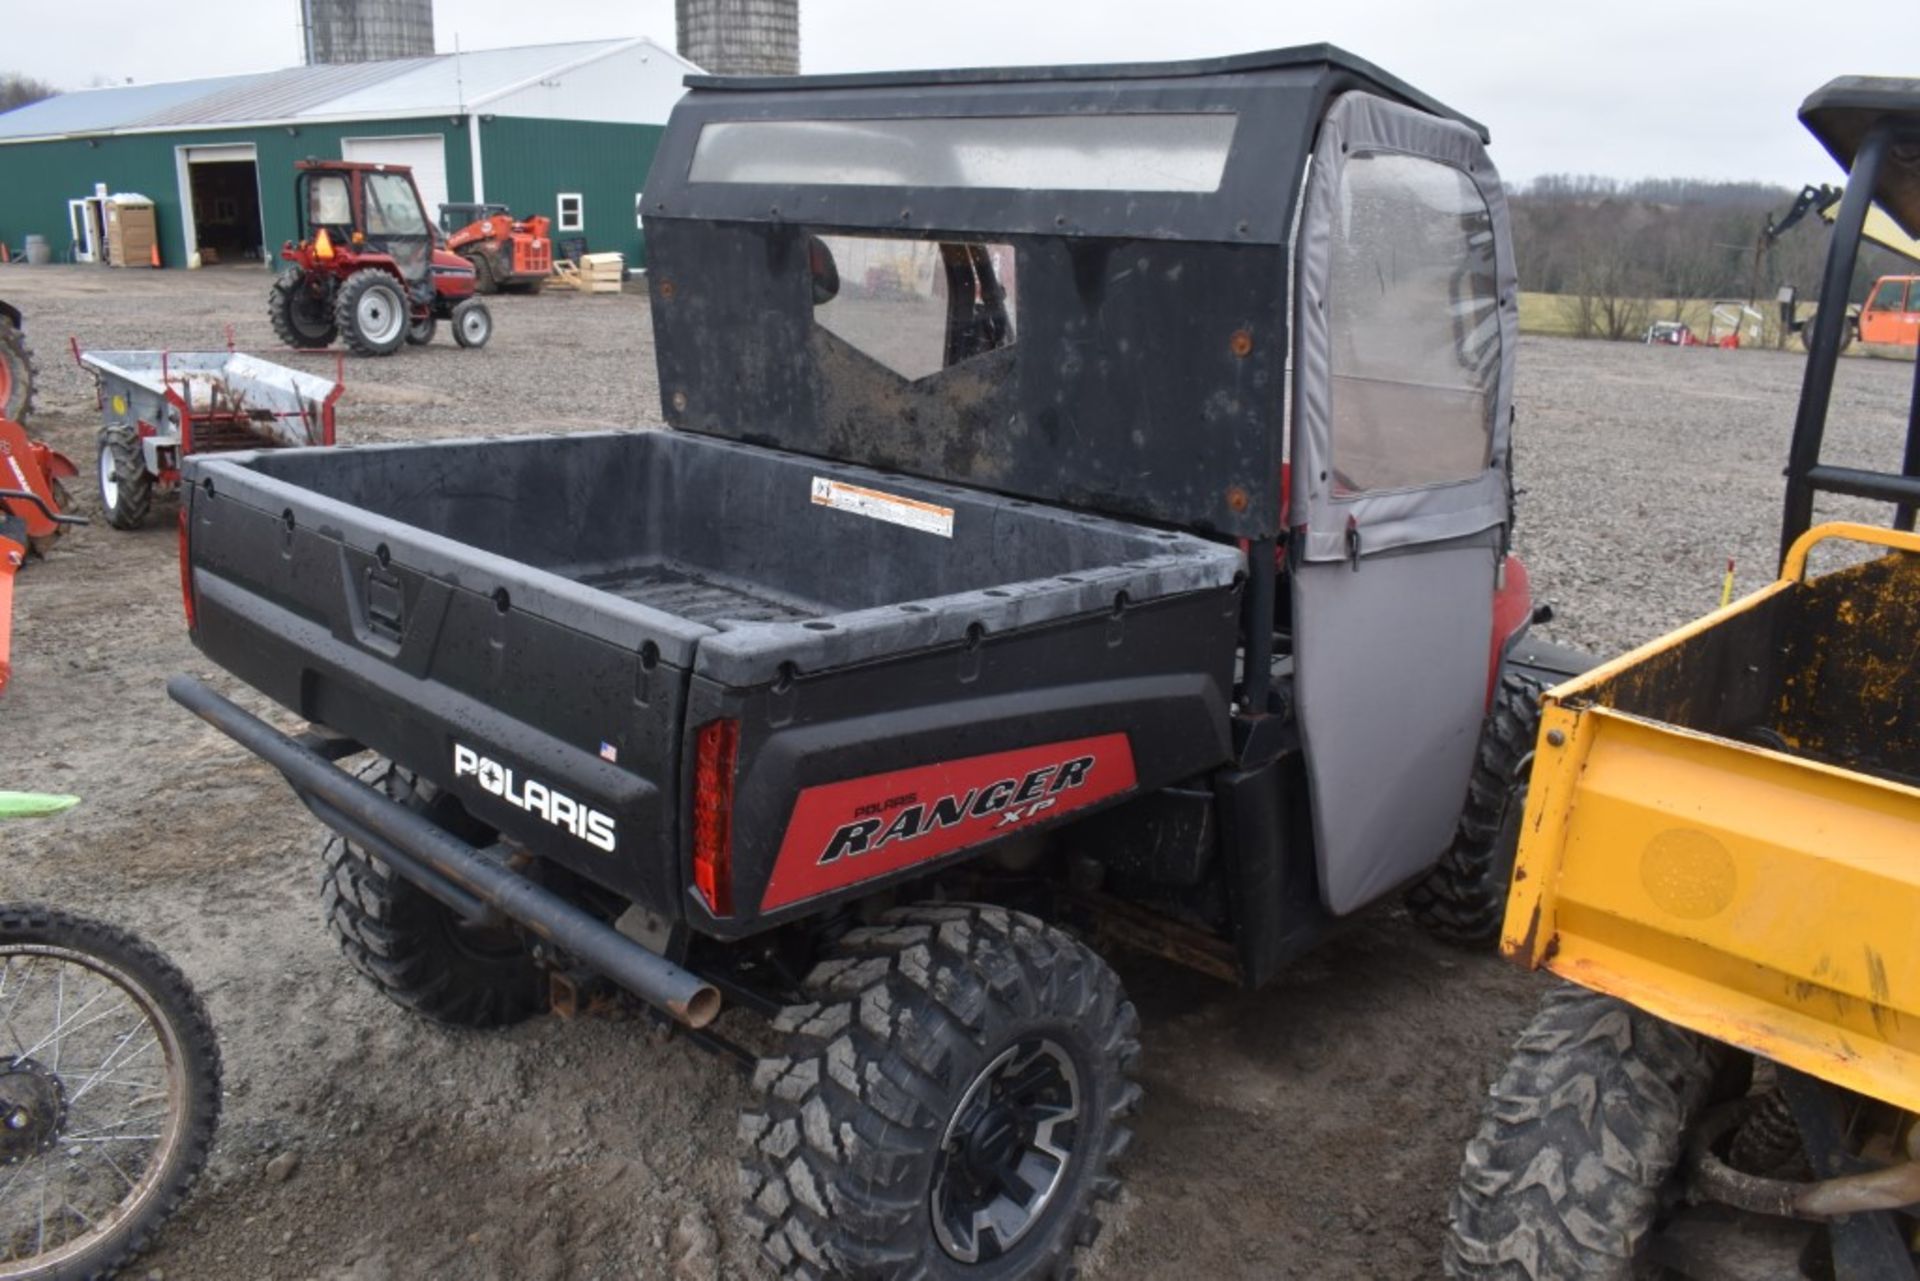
[0, 266, 1912, 1280]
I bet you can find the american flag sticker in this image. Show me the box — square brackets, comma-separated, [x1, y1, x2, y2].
[599, 742, 619, 763]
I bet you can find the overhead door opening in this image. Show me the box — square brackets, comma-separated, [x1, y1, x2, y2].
[178, 144, 264, 267]
[189, 161, 263, 264]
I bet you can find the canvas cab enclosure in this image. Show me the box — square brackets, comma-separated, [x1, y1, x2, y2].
[639, 44, 1522, 950]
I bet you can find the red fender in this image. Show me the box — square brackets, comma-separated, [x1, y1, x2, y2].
[1488, 553, 1533, 707]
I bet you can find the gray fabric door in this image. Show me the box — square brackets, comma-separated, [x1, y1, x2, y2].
[1288, 92, 1519, 915]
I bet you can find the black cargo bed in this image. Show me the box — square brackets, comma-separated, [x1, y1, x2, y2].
[206, 430, 1242, 685]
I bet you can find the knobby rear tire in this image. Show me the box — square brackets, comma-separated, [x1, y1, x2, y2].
[268, 269, 337, 350]
[320, 759, 545, 1029]
[740, 903, 1140, 1280]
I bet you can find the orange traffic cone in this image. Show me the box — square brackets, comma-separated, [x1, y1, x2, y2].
[150, 243, 161, 268]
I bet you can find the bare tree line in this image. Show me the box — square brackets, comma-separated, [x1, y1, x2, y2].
[1510, 174, 1907, 341]
[0, 72, 57, 115]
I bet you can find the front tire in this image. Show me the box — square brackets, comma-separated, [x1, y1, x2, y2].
[467, 252, 498, 295]
[321, 760, 546, 1028]
[334, 269, 409, 357]
[1406, 673, 1543, 947]
[0, 904, 221, 1281]
[1445, 986, 1728, 1279]
[96, 422, 153, 530]
[451, 299, 492, 349]
[741, 904, 1140, 1279]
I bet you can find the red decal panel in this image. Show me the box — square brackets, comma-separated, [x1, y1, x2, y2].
[760, 734, 1136, 911]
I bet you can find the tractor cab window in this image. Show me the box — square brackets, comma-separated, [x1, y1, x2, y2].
[809, 235, 1016, 382]
[363, 172, 428, 237]
[1869, 278, 1908, 312]
[1326, 152, 1499, 494]
[308, 174, 352, 231]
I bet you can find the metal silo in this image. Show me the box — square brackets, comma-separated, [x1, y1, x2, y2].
[302, 0, 435, 65]
[674, 0, 799, 77]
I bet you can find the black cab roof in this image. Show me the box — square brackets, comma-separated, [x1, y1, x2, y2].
[646, 43, 1481, 247]
[684, 42, 1486, 139]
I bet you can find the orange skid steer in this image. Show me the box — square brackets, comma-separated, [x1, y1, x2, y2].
[439, 203, 552, 294]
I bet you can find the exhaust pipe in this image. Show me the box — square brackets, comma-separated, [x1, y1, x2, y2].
[167, 676, 721, 1029]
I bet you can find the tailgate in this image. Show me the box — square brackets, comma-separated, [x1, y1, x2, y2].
[182, 457, 707, 917]
[1504, 523, 1920, 1112]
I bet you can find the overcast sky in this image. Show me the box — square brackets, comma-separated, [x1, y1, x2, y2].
[7, 0, 1907, 188]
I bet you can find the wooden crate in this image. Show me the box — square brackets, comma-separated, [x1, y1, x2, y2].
[577, 252, 625, 294]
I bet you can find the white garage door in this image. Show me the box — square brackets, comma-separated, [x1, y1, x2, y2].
[341, 135, 449, 223]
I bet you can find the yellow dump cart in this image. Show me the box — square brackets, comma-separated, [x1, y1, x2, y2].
[1447, 77, 1920, 1281]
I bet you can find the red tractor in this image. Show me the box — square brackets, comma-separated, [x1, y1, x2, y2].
[439, 203, 553, 294]
[269, 160, 493, 357]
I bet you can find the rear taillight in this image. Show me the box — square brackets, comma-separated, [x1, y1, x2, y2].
[692, 718, 740, 916]
[176, 508, 196, 631]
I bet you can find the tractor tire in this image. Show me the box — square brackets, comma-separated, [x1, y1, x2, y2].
[96, 422, 154, 530]
[740, 904, 1140, 1280]
[268, 268, 337, 349]
[0, 316, 38, 423]
[1405, 672, 1544, 948]
[321, 759, 546, 1028]
[1444, 986, 1729, 1280]
[334, 269, 409, 357]
[451, 299, 493, 350]
[468, 251, 498, 295]
[406, 315, 437, 346]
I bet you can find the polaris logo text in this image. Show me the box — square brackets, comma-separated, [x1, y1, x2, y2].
[818, 755, 1096, 865]
[452, 745, 617, 853]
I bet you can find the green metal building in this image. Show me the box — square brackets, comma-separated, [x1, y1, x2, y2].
[0, 38, 697, 270]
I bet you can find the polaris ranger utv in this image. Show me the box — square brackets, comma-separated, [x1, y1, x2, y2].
[171, 46, 1561, 1277]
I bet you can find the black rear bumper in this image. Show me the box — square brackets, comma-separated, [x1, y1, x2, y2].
[168, 675, 720, 1028]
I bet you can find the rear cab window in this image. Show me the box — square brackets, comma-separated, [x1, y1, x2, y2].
[308, 174, 352, 227]
[1327, 153, 1500, 494]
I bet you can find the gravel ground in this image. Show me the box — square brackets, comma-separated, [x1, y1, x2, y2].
[0, 265, 1913, 1280]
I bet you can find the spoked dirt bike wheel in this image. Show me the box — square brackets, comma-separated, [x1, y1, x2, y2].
[0, 906, 220, 1281]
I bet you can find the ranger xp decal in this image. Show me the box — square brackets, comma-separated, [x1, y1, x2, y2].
[452, 744, 617, 853]
[760, 734, 1136, 910]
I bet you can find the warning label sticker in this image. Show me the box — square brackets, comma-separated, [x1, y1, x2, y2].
[810, 477, 954, 539]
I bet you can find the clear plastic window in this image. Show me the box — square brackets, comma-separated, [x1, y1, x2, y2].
[1326, 153, 1499, 494]
[308, 174, 351, 227]
[363, 172, 426, 236]
[811, 235, 1016, 382]
[690, 114, 1237, 194]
